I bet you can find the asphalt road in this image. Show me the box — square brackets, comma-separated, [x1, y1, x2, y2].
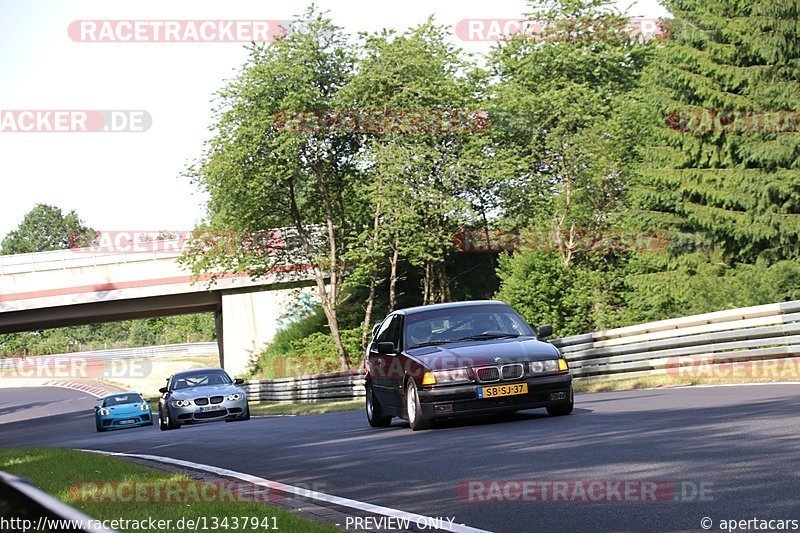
[1, 384, 799, 532]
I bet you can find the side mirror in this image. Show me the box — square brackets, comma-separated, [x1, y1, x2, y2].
[94, 405, 100, 411]
[234, 378, 245, 385]
[158, 387, 168, 394]
[376, 341, 396, 355]
[537, 324, 554, 339]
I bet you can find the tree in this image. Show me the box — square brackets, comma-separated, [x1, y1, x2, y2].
[1, 204, 95, 254]
[183, 8, 360, 370]
[488, 0, 649, 266]
[630, 0, 800, 264]
[490, 0, 649, 333]
[341, 21, 484, 311]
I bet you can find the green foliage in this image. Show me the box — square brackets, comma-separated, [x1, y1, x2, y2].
[621, 252, 800, 324]
[630, 0, 800, 264]
[0, 315, 216, 357]
[495, 252, 625, 336]
[0, 203, 94, 254]
[253, 318, 362, 379]
[488, 0, 650, 241]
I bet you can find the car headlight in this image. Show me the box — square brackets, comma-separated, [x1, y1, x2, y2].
[139, 403, 150, 411]
[227, 393, 242, 401]
[529, 360, 560, 373]
[171, 399, 191, 407]
[424, 368, 471, 385]
[98, 408, 110, 416]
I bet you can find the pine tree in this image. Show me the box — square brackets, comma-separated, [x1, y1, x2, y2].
[632, 0, 800, 264]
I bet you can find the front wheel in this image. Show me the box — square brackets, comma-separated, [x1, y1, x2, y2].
[366, 382, 392, 428]
[159, 406, 180, 431]
[405, 380, 431, 431]
[546, 387, 574, 416]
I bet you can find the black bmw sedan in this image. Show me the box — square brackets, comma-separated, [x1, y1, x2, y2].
[365, 300, 573, 430]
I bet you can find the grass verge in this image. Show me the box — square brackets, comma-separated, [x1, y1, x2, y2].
[0, 448, 339, 533]
[249, 399, 364, 416]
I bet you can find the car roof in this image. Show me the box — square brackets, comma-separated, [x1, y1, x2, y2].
[170, 367, 226, 378]
[395, 300, 511, 316]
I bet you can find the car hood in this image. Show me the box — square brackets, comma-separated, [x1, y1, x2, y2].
[102, 403, 144, 414]
[406, 337, 561, 370]
[170, 384, 243, 399]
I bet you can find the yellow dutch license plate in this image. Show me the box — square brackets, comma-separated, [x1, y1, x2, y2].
[478, 382, 528, 399]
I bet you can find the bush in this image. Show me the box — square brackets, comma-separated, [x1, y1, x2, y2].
[495, 252, 626, 337]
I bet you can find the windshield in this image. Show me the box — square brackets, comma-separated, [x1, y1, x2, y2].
[405, 305, 535, 348]
[102, 394, 143, 407]
[172, 370, 232, 390]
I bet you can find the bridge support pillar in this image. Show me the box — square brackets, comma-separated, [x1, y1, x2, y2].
[219, 288, 296, 377]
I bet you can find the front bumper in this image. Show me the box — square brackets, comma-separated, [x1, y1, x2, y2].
[417, 373, 572, 418]
[97, 412, 153, 429]
[168, 397, 249, 423]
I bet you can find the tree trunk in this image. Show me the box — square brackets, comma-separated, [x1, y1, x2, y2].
[423, 261, 432, 305]
[361, 278, 376, 353]
[389, 243, 400, 312]
[288, 176, 350, 369]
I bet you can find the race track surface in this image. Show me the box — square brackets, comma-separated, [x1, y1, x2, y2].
[1, 384, 799, 532]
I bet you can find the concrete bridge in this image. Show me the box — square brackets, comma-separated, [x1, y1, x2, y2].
[0, 242, 314, 376]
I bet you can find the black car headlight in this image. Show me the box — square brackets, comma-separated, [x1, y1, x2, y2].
[171, 399, 191, 408]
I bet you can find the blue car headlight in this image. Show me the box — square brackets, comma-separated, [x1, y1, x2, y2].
[98, 408, 110, 416]
[171, 399, 191, 408]
[227, 393, 242, 401]
[139, 403, 150, 411]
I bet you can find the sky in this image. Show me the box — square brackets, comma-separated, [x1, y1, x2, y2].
[0, 0, 669, 240]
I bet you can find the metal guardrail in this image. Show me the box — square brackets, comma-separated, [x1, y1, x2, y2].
[0, 342, 219, 370]
[554, 300, 800, 381]
[244, 370, 366, 403]
[0, 471, 116, 532]
[244, 300, 800, 402]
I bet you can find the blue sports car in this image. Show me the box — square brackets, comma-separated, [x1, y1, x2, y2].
[95, 392, 153, 432]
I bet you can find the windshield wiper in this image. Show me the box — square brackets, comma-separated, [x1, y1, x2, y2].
[457, 333, 520, 341]
[408, 340, 456, 349]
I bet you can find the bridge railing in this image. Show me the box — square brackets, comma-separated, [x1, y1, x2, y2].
[0, 242, 185, 276]
[243, 299, 800, 402]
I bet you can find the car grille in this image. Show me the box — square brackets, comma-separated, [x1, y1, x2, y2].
[502, 364, 524, 380]
[194, 398, 209, 406]
[210, 396, 224, 404]
[475, 364, 524, 383]
[475, 367, 500, 382]
[195, 410, 227, 420]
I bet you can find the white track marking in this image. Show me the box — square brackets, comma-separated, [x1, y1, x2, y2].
[80, 449, 491, 533]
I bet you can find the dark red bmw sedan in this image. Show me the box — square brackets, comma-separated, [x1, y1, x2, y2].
[365, 300, 573, 430]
